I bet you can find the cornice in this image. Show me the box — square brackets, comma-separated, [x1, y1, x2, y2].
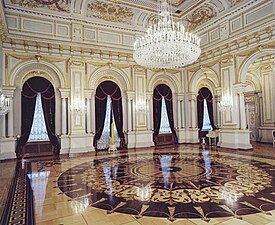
[188, 26, 275, 70]
[4, 6, 145, 33]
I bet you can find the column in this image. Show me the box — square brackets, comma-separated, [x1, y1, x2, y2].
[215, 88, 222, 128]
[150, 98, 154, 130]
[181, 100, 185, 128]
[239, 92, 247, 129]
[146, 94, 153, 130]
[177, 100, 181, 128]
[91, 92, 95, 133]
[258, 93, 263, 127]
[1, 115, 6, 138]
[132, 99, 136, 131]
[191, 99, 196, 128]
[146, 98, 150, 130]
[8, 98, 13, 137]
[122, 94, 127, 132]
[86, 97, 91, 133]
[188, 100, 192, 128]
[127, 98, 132, 131]
[67, 97, 71, 134]
[61, 98, 67, 135]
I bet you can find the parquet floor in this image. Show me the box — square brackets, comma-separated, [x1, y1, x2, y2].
[0, 142, 275, 225]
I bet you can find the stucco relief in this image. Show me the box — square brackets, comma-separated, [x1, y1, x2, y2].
[10, 0, 71, 12]
[87, 1, 134, 24]
[230, 0, 245, 7]
[185, 4, 217, 30]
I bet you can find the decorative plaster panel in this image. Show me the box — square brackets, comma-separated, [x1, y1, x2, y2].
[200, 33, 209, 46]
[123, 34, 134, 46]
[57, 24, 70, 37]
[84, 29, 96, 41]
[210, 28, 219, 41]
[230, 16, 242, 32]
[22, 18, 53, 34]
[99, 31, 122, 44]
[6, 15, 17, 29]
[245, 2, 273, 25]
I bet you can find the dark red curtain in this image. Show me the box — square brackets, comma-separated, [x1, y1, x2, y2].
[93, 81, 125, 149]
[16, 77, 60, 158]
[153, 84, 177, 144]
[197, 87, 216, 131]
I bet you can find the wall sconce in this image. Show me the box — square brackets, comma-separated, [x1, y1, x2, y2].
[0, 91, 10, 115]
[218, 94, 233, 112]
[71, 98, 86, 113]
[136, 99, 147, 112]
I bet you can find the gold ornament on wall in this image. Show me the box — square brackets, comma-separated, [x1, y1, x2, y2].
[10, 0, 71, 12]
[230, 0, 245, 7]
[185, 4, 217, 30]
[87, 1, 134, 24]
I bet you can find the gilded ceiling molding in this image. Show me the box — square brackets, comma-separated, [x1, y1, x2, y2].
[87, 1, 134, 24]
[185, 4, 217, 30]
[152, 0, 186, 7]
[145, 14, 158, 28]
[230, 0, 245, 7]
[10, 0, 71, 12]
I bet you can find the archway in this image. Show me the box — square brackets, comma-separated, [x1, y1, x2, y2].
[239, 49, 274, 143]
[16, 76, 60, 158]
[153, 84, 177, 146]
[197, 87, 216, 142]
[93, 80, 126, 150]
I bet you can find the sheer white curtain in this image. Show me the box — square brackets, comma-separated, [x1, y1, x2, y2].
[28, 93, 49, 142]
[159, 96, 172, 134]
[202, 99, 213, 131]
[97, 95, 120, 149]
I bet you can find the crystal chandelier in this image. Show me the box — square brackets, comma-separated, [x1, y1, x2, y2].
[0, 91, 10, 115]
[133, 0, 201, 69]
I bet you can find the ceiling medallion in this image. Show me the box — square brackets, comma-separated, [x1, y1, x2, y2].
[10, 0, 71, 12]
[87, 1, 134, 24]
[185, 4, 217, 30]
[133, 0, 201, 69]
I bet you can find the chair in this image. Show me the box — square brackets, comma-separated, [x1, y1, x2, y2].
[272, 130, 275, 147]
[206, 130, 219, 146]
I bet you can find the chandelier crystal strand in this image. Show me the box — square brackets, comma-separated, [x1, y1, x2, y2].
[0, 92, 10, 115]
[133, 0, 201, 69]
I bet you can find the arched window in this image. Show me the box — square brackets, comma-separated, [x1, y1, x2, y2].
[153, 84, 177, 143]
[202, 99, 213, 131]
[197, 87, 216, 134]
[16, 77, 60, 158]
[159, 96, 172, 133]
[94, 81, 125, 150]
[28, 93, 49, 142]
[97, 95, 120, 149]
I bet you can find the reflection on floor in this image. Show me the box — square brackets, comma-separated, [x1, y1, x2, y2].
[0, 143, 275, 225]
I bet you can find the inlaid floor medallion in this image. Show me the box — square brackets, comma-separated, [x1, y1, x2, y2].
[58, 150, 275, 221]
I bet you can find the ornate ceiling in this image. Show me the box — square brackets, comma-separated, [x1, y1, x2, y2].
[4, 0, 246, 30]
